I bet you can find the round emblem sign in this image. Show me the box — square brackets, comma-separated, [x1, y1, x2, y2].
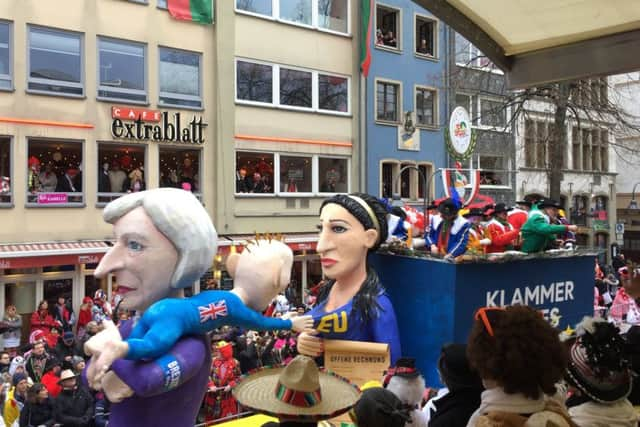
[449, 106, 472, 156]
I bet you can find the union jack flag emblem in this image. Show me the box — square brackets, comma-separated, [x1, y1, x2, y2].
[198, 300, 228, 323]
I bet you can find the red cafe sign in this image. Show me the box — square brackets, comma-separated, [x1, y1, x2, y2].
[111, 106, 161, 123]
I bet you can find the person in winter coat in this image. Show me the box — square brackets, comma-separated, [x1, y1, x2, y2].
[485, 203, 520, 254]
[19, 383, 55, 427]
[5, 373, 28, 427]
[466, 305, 575, 427]
[426, 343, 483, 427]
[53, 297, 74, 333]
[25, 341, 50, 384]
[54, 332, 79, 370]
[53, 370, 93, 427]
[30, 301, 56, 337]
[40, 358, 62, 399]
[521, 199, 577, 253]
[2, 306, 22, 357]
[75, 298, 92, 341]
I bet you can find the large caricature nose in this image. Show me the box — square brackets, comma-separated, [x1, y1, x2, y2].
[316, 226, 335, 255]
[94, 243, 125, 278]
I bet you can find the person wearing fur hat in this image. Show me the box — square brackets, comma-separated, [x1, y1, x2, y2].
[383, 357, 428, 427]
[426, 198, 471, 260]
[466, 305, 575, 427]
[426, 343, 483, 427]
[233, 355, 360, 426]
[485, 203, 520, 254]
[521, 199, 577, 253]
[565, 317, 638, 427]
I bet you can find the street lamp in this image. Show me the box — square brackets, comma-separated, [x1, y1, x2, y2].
[629, 182, 640, 209]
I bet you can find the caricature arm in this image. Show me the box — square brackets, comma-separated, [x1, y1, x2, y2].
[230, 302, 293, 331]
[370, 294, 402, 364]
[110, 336, 207, 398]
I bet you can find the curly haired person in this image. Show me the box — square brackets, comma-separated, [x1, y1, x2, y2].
[466, 305, 575, 427]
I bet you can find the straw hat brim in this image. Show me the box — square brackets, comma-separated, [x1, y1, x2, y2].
[232, 366, 360, 421]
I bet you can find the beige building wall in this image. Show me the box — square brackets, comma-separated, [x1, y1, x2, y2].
[214, 1, 360, 235]
[0, 0, 216, 243]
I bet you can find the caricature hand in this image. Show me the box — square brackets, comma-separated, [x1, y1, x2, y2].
[290, 315, 314, 333]
[85, 321, 128, 387]
[430, 245, 439, 256]
[101, 370, 134, 403]
[479, 238, 492, 246]
[280, 311, 296, 320]
[296, 330, 323, 357]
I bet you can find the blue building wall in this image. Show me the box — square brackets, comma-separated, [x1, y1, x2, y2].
[365, 0, 448, 201]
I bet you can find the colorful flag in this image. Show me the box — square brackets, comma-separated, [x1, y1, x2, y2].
[360, 0, 374, 76]
[168, 0, 213, 24]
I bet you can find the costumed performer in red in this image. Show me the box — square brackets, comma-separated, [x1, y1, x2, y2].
[485, 203, 520, 254]
[297, 193, 402, 364]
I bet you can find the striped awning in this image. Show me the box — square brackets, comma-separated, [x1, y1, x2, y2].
[218, 233, 318, 253]
[0, 241, 111, 269]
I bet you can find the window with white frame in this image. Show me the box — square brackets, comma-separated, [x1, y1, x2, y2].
[280, 0, 312, 26]
[159, 146, 201, 193]
[28, 26, 83, 96]
[376, 5, 399, 49]
[27, 139, 83, 206]
[455, 93, 475, 123]
[280, 67, 312, 108]
[478, 98, 507, 128]
[454, 32, 493, 68]
[415, 15, 436, 57]
[97, 143, 146, 204]
[381, 161, 396, 198]
[415, 87, 436, 127]
[98, 37, 146, 103]
[236, 0, 273, 16]
[478, 155, 507, 186]
[0, 22, 11, 90]
[318, 74, 348, 113]
[0, 137, 10, 205]
[236, 60, 273, 104]
[317, 0, 348, 33]
[235, 59, 350, 114]
[235, 0, 349, 34]
[280, 155, 312, 192]
[380, 161, 433, 200]
[235, 151, 349, 196]
[159, 47, 201, 108]
[376, 80, 400, 123]
[318, 157, 348, 193]
[236, 151, 275, 194]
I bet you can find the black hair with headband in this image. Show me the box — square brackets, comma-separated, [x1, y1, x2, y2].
[320, 192, 388, 252]
[317, 193, 390, 323]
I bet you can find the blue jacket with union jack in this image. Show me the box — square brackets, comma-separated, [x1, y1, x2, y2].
[125, 291, 292, 360]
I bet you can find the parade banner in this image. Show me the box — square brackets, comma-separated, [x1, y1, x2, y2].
[369, 252, 594, 386]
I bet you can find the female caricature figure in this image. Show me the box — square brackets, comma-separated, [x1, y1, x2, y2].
[297, 193, 401, 363]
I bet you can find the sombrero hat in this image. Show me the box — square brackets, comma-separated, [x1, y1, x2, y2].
[232, 355, 360, 422]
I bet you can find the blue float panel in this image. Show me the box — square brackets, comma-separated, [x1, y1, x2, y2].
[369, 253, 594, 386]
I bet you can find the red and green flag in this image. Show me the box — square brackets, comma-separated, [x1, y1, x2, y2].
[168, 0, 213, 24]
[360, 0, 374, 77]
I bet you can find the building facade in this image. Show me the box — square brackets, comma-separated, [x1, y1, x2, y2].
[514, 79, 617, 261]
[450, 30, 516, 205]
[366, 0, 447, 205]
[612, 73, 640, 261]
[0, 0, 360, 327]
